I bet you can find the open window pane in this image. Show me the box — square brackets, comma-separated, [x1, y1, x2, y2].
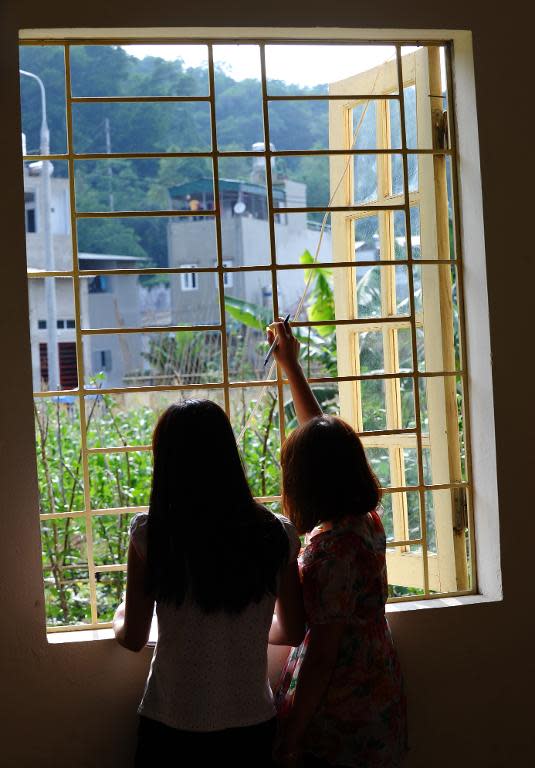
[231, 387, 281, 498]
[92, 514, 134, 566]
[70, 45, 209, 96]
[24, 160, 72, 271]
[79, 272, 221, 330]
[88, 450, 152, 510]
[74, 158, 214, 213]
[214, 45, 263, 152]
[20, 46, 67, 155]
[85, 389, 225, 449]
[35, 398, 83, 514]
[265, 45, 398, 96]
[96, 572, 127, 622]
[83, 330, 223, 389]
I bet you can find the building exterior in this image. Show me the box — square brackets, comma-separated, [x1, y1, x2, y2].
[167, 174, 333, 327]
[24, 164, 144, 390]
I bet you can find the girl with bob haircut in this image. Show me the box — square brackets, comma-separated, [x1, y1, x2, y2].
[113, 398, 305, 767]
[268, 319, 408, 768]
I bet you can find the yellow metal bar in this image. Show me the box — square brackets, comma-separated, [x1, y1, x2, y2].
[207, 45, 231, 417]
[76, 209, 214, 219]
[396, 44, 430, 596]
[32, 368, 466, 400]
[260, 44, 287, 443]
[80, 324, 222, 336]
[94, 564, 127, 573]
[64, 44, 99, 626]
[71, 95, 211, 103]
[27, 258, 459, 280]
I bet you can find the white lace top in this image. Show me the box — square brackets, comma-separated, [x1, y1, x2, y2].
[129, 511, 301, 732]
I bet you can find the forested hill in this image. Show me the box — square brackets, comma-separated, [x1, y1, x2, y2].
[19, 45, 330, 266]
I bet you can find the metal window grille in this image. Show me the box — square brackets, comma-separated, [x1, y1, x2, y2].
[21, 35, 475, 632]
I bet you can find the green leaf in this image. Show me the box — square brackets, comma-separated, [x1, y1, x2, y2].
[224, 295, 272, 331]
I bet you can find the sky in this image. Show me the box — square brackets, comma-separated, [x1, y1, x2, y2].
[122, 44, 407, 87]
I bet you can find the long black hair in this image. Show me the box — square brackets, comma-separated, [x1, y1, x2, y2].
[146, 399, 289, 613]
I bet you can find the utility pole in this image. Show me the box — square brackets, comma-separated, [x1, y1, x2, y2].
[104, 117, 114, 211]
[20, 69, 60, 390]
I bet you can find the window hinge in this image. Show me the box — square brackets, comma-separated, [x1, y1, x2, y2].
[453, 486, 468, 534]
[432, 108, 449, 150]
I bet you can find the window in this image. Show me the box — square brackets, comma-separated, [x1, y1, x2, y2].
[21, 34, 475, 632]
[88, 275, 110, 294]
[180, 266, 198, 291]
[24, 190, 37, 232]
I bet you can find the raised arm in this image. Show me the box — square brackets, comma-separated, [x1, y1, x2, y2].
[267, 318, 322, 425]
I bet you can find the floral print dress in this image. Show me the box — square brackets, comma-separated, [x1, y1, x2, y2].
[274, 509, 408, 768]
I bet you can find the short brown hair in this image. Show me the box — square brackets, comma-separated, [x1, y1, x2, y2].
[281, 415, 381, 534]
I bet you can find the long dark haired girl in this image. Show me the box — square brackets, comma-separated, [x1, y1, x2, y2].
[113, 398, 305, 768]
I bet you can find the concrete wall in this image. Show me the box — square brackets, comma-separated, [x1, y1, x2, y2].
[0, 5, 532, 768]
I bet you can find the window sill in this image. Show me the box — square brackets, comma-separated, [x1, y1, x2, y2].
[47, 619, 159, 645]
[385, 592, 501, 613]
[47, 592, 501, 644]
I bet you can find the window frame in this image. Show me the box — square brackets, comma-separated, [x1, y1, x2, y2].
[19, 27, 499, 635]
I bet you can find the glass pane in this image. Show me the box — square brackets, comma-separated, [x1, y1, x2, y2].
[360, 379, 386, 431]
[24, 160, 72, 271]
[34, 398, 83, 514]
[89, 450, 152, 510]
[391, 154, 417, 196]
[19, 46, 67, 155]
[74, 158, 214, 213]
[92, 514, 134, 566]
[72, 102, 212, 154]
[358, 330, 384, 374]
[79, 272, 221, 330]
[28, 277, 77, 392]
[354, 154, 378, 204]
[366, 447, 391, 487]
[70, 45, 209, 96]
[85, 389, 225, 449]
[83, 330, 223, 389]
[265, 45, 398, 96]
[397, 327, 414, 372]
[41, 517, 90, 626]
[214, 45, 263, 152]
[275, 211, 333, 264]
[386, 545, 425, 597]
[393, 207, 420, 259]
[96, 572, 126, 622]
[379, 494, 394, 542]
[231, 387, 281, 497]
[356, 264, 410, 319]
[354, 214, 381, 260]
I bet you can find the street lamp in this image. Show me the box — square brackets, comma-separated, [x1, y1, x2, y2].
[20, 68, 60, 390]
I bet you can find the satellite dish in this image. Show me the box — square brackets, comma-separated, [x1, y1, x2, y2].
[234, 201, 246, 215]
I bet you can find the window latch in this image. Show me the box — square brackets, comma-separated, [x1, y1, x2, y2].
[432, 108, 449, 150]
